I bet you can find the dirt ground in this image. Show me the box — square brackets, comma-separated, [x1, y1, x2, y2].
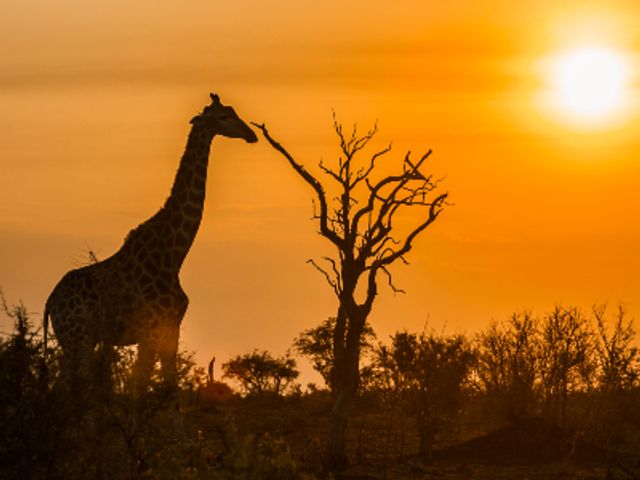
[184, 395, 640, 480]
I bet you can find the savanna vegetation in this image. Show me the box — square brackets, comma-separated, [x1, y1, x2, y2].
[2, 288, 639, 479]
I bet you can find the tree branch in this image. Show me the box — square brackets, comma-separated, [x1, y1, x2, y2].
[253, 122, 344, 248]
[362, 191, 447, 311]
[350, 144, 392, 189]
[319, 159, 343, 183]
[333, 112, 378, 158]
[374, 192, 448, 269]
[381, 266, 406, 295]
[356, 151, 437, 260]
[307, 258, 341, 295]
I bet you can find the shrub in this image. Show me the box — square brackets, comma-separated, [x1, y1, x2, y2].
[222, 350, 299, 396]
[371, 330, 475, 458]
[538, 305, 594, 429]
[475, 312, 538, 421]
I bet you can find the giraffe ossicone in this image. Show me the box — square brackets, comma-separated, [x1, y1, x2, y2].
[44, 93, 257, 393]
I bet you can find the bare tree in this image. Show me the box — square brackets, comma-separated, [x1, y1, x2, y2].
[254, 117, 447, 469]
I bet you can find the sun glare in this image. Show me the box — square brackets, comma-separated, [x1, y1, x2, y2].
[550, 46, 628, 122]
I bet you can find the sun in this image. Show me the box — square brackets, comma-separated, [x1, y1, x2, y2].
[551, 46, 628, 120]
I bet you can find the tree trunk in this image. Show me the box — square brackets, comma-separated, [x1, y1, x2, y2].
[331, 306, 348, 399]
[326, 307, 364, 470]
[326, 387, 354, 470]
[326, 352, 359, 470]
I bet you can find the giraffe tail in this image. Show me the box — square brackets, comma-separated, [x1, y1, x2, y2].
[42, 304, 50, 360]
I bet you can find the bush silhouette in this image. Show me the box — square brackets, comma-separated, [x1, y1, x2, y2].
[222, 350, 299, 396]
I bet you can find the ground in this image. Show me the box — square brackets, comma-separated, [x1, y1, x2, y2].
[182, 393, 640, 479]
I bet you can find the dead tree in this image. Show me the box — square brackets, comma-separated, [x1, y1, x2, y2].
[254, 117, 448, 470]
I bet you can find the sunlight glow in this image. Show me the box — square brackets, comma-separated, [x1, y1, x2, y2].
[553, 46, 627, 118]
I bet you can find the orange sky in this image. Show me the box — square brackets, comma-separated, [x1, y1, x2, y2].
[1, 0, 639, 382]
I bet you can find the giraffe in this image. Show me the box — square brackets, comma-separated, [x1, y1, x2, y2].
[43, 93, 257, 394]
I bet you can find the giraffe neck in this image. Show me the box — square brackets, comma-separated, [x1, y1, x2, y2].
[165, 125, 214, 220]
[162, 125, 216, 265]
[118, 124, 216, 274]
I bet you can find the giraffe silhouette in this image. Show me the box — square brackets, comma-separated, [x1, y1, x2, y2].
[44, 93, 257, 393]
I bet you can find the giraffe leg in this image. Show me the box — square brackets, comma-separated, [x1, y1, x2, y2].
[94, 342, 116, 399]
[53, 347, 77, 398]
[158, 285, 188, 390]
[158, 322, 184, 433]
[158, 323, 180, 390]
[57, 326, 93, 387]
[51, 336, 96, 425]
[133, 339, 156, 398]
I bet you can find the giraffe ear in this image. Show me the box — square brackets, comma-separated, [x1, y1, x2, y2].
[190, 114, 202, 125]
[210, 93, 220, 104]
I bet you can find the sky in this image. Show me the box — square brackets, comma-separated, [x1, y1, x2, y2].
[1, 0, 640, 383]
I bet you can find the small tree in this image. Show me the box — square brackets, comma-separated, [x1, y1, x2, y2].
[373, 331, 473, 458]
[293, 316, 376, 391]
[475, 312, 539, 421]
[538, 305, 594, 429]
[411, 333, 474, 458]
[371, 331, 420, 400]
[0, 290, 45, 399]
[591, 304, 640, 450]
[255, 118, 447, 469]
[370, 331, 420, 459]
[222, 350, 299, 396]
[0, 290, 52, 478]
[593, 304, 639, 391]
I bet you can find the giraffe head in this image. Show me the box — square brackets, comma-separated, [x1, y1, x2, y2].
[190, 93, 258, 143]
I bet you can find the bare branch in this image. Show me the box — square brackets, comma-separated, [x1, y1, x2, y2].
[253, 122, 344, 249]
[360, 151, 432, 242]
[361, 190, 447, 312]
[350, 144, 392, 189]
[356, 150, 438, 259]
[374, 192, 448, 269]
[319, 159, 343, 183]
[349, 123, 378, 156]
[323, 256, 342, 288]
[381, 267, 406, 295]
[307, 258, 340, 295]
[333, 112, 378, 158]
[404, 155, 427, 180]
[369, 235, 400, 258]
[351, 174, 404, 239]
